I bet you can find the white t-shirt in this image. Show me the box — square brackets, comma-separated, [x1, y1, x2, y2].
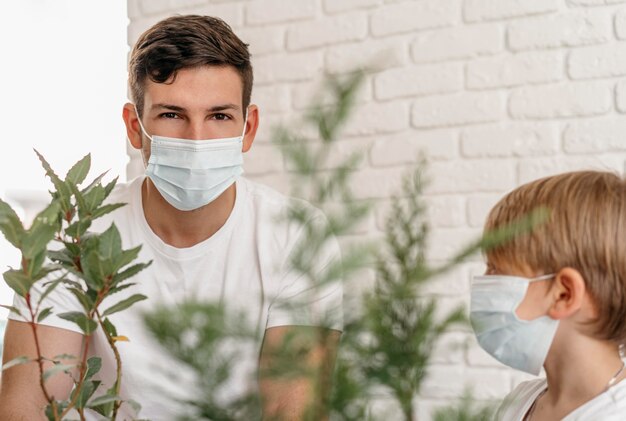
[10, 176, 343, 420]
[495, 377, 626, 420]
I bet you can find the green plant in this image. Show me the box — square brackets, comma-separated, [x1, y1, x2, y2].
[0, 152, 151, 420]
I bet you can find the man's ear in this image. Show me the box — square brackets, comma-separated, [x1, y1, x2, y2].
[122, 103, 143, 150]
[242, 104, 259, 153]
[547, 267, 586, 320]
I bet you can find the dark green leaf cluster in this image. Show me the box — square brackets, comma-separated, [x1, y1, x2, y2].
[0, 151, 151, 421]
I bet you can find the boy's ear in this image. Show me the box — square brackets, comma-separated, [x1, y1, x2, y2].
[547, 267, 586, 320]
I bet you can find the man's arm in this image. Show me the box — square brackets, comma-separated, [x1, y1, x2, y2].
[0, 320, 83, 420]
[259, 325, 341, 421]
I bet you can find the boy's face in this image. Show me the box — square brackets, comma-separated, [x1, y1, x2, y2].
[485, 260, 553, 321]
[123, 65, 259, 165]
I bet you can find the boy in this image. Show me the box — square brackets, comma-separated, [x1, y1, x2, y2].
[470, 170, 626, 420]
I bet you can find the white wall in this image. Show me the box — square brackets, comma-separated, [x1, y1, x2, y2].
[127, 0, 625, 417]
[0, 1, 129, 318]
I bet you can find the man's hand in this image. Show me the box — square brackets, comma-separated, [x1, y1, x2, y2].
[259, 325, 341, 421]
[0, 320, 83, 420]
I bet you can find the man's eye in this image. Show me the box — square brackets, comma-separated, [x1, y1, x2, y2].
[160, 112, 179, 119]
[212, 113, 231, 121]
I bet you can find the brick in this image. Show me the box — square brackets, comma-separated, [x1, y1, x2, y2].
[518, 155, 625, 184]
[467, 195, 506, 227]
[183, 3, 243, 28]
[508, 82, 612, 120]
[127, 0, 142, 19]
[343, 101, 410, 136]
[465, 368, 513, 400]
[375, 194, 466, 231]
[323, 0, 382, 14]
[569, 43, 626, 79]
[568, 0, 626, 5]
[467, 51, 563, 90]
[421, 366, 466, 398]
[411, 93, 504, 129]
[461, 123, 559, 158]
[426, 160, 517, 194]
[375, 63, 463, 100]
[246, 0, 316, 25]
[430, 332, 469, 365]
[617, 79, 626, 112]
[369, 130, 458, 167]
[563, 118, 626, 153]
[254, 51, 323, 85]
[325, 37, 409, 74]
[370, 0, 460, 37]
[251, 85, 290, 113]
[428, 228, 484, 262]
[291, 77, 372, 110]
[252, 113, 289, 144]
[411, 25, 502, 63]
[464, 0, 559, 22]
[287, 13, 367, 51]
[616, 8, 626, 39]
[508, 11, 610, 51]
[350, 167, 407, 199]
[237, 26, 285, 56]
[138, 0, 172, 16]
[243, 144, 284, 175]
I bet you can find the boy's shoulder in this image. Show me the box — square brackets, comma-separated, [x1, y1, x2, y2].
[494, 378, 546, 421]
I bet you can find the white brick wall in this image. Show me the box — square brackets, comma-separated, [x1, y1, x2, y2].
[127, 1, 626, 418]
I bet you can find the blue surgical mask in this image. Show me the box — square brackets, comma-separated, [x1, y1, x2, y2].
[470, 273, 559, 375]
[135, 108, 247, 211]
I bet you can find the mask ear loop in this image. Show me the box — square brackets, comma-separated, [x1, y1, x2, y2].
[241, 108, 249, 139]
[133, 104, 153, 141]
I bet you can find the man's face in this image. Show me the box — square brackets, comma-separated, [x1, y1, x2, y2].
[126, 65, 257, 165]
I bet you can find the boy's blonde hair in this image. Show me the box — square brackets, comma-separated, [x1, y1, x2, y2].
[485, 170, 626, 343]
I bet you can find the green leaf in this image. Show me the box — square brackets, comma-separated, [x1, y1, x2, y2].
[72, 379, 100, 409]
[37, 307, 53, 323]
[80, 250, 106, 290]
[81, 170, 109, 195]
[91, 203, 125, 220]
[98, 224, 121, 261]
[38, 278, 63, 307]
[85, 357, 102, 380]
[112, 245, 142, 272]
[126, 399, 141, 414]
[102, 294, 147, 317]
[26, 249, 47, 278]
[48, 249, 74, 265]
[103, 176, 118, 197]
[87, 392, 122, 407]
[112, 262, 151, 285]
[0, 198, 24, 248]
[57, 311, 97, 335]
[0, 304, 24, 318]
[2, 356, 32, 371]
[65, 153, 91, 185]
[67, 287, 94, 312]
[102, 317, 118, 338]
[43, 363, 76, 381]
[34, 149, 72, 213]
[83, 185, 106, 214]
[3, 269, 33, 297]
[65, 219, 92, 239]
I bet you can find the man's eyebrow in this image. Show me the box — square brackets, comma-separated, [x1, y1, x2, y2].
[151, 103, 241, 113]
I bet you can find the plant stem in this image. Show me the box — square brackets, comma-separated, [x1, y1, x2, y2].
[96, 309, 123, 419]
[26, 294, 59, 421]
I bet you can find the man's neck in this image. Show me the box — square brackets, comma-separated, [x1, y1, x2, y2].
[141, 178, 237, 248]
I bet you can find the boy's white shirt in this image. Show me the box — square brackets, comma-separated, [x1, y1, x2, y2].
[495, 376, 626, 420]
[10, 176, 343, 421]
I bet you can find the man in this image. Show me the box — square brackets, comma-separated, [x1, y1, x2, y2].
[0, 15, 342, 420]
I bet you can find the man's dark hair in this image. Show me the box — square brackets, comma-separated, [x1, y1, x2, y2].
[129, 15, 253, 117]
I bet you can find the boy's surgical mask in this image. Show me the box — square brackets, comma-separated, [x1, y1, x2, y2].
[470, 273, 558, 375]
[135, 106, 247, 211]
